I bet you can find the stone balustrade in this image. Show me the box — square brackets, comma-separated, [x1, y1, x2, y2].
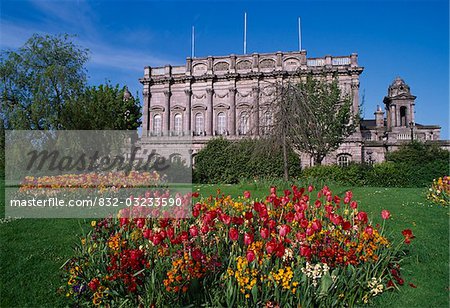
[144, 51, 358, 78]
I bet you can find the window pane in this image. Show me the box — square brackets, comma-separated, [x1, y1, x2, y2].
[217, 112, 226, 135]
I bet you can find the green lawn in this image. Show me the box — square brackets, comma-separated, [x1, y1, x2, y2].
[1, 181, 449, 307]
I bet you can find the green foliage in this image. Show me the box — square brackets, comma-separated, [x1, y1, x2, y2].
[0, 34, 89, 129]
[193, 138, 301, 183]
[301, 142, 450, 187]
[61, 84, 142, 130]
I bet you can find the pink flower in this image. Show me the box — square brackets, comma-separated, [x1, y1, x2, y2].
[260, 227, 269, 239]
[244, 232, 254, 245]
[308, 185, 314, 193]
[189, 225, 199, 237]
[279, 224, 291, 237]
[357, 211, 368, 224]
[365, 226, 373, 236]
[381, 210, 391, 220]
[350, 201, 358, 209]
[243, 190, 251, 199]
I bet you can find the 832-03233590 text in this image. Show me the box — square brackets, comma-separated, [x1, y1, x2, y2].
[9, 197, 183, 208]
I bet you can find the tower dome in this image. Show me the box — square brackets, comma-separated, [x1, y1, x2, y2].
[388, 77, 410, 97]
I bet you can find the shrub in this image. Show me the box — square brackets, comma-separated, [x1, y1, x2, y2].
[194, 138, 301, 183]
[62, 185, 414, 307]
[301, 142, 450, 188]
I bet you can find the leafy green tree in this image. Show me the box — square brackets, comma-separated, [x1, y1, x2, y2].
[61, 84, 142, 130]
[0, 34, 89, 129]
[273, 75, 356, 166]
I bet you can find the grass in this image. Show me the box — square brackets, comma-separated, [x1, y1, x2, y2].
[1, 180, 449, 307]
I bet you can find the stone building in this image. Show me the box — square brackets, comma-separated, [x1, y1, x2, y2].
[138, 51, 444, 167]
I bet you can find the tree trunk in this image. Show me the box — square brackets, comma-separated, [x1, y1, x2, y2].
[282, 132, 289, 181]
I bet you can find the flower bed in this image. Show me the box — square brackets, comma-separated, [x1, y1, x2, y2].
[427, 176, 450, 206]
[62, 185, 413, 307]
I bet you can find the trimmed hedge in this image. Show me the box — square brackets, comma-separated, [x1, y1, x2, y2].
[301, 142, 450, 187]
[193, 138, 301, 183]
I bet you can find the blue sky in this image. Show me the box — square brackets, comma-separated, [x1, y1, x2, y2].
[1, 0, 448, 137]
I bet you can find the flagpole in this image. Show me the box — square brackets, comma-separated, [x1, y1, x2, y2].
[298, 17, 302, 51]
[191, 26, 195, 58]
[244, 12, 247, 54]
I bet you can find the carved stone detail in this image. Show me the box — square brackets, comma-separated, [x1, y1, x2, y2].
[259, 59, 275, 69]
[236, 60, 252, 70]
[214, 62, 229, 71]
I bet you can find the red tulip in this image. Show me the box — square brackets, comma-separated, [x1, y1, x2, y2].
[295, 231, 306, 241]
[402, 229, 415, 244]
[266, 240, 277, 254]
[350, 201, 358, 209]
[312, 219, 322, 232]
[279, 224, 291, 237]
[308, 185, 314, 192]
[201, 224, 210, 234]
[167, 227, 174, 239]
[220, 214, 231, 225]
[268, 219, 277, 229]
[191, 248, 203, 262]
[180, 231, 189, 242]
[243, 190, 251, 199]
[314, 200, 322, 208]
[246, 250, 256, 262]
[229, 227, 239, 241]
[244, 232, 254, 245]
[381, 210, 391, 220]
[244, 211, 253, 220]
[275, 243, 285, 258]
[300, 245, 311, 258]
[300, 219, 309, 229]
[342, 221, 352, 230]
[270, 186, 277, 195]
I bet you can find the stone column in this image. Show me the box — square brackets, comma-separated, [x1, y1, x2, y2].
[142, 90, 150, 137]
[253, 86, 260, 136]
[410, 103, 415, 124]
[386, 106, 391, 129]
[351, 78, 360, 118]
[229, 87, 236, 135]
[184, 89, 192, 133]
[390, 105, 395, 128]
[206, 88, 214, 136]
[163, 90, 171, 135]
[395, 105, 400, 127]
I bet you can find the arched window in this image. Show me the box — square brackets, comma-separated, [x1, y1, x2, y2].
[337, 154, 351, 167]
[217, 112, 226, 135]
[170, 153, 182, 164]
[195, 113, 204, 135]
[239, 112, 250, 135]
[153, 114, 162, 135]
[262, 111, 272, 135]
[174, 113, 182, 136]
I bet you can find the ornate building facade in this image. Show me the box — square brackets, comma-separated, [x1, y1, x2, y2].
[139, 51, 444, 167]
